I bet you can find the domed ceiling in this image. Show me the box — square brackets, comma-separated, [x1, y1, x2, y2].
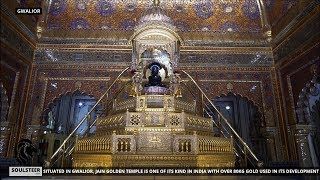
[12, 0, 301, 46]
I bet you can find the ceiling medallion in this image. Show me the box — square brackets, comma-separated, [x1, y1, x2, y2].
[96, 0, 115, 17]
[174, 21, 190, 31]
[103, 4, 109, 10]
[225, 6, 233, 13]
[220, 21, 239, 32]
[193, 1, 214, 19]
[49, 0, 66, 16]
[242, 0, 260, 19]
[249, 6, 256, 13]
[120, 19, 135, 30]
[54, 2, 60, 9]
[201, 6, 209, 13]
[126, 3, 137, 12]
[175, 5, 184, 12]
[77, 3, 86, 10]
[70, 18, 90, 30]
[100, 23, 111, 30]
[201, 26, 211, 31]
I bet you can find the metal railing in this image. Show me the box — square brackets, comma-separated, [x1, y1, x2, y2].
[181, 81, 245, 164]
[181, 70, 263, 167]
[48, 68, 262, 168]
[50, 80, 133, 167]
[48, 67, 130, 167]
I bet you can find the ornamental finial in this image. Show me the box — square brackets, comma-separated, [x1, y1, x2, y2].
[153, 0, 160, 7]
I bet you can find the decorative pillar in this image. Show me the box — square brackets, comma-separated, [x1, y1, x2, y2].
[0, 121, 11, 157]
[263, 127, 278, 162]
[26, 124, 42, 165]
[294, 124, 315, 167]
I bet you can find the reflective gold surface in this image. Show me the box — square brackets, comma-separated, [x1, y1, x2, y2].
[73, 93, 235, 167]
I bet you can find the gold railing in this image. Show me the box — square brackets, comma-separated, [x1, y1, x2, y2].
[74, 134, 233, 155]
[95, 114, 125, 136]
[185, 114, 212, 130]
[75, 136, 112, 152]
[113, 98, 136, 112]
[198, 136, 233, 153]
[74, 134, 136, 154]
[175, 99, 196, 113]
[181, 70, 262, 167]
[49, 67, 130, 166]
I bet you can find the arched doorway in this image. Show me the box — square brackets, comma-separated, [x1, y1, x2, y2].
[38, 90, 102, 166]
[207, 93, 267, 164]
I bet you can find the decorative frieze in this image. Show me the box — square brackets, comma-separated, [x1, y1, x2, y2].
[34, 48, 273, 66]
[0, 20, 34, 60]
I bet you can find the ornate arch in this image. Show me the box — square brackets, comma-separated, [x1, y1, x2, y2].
[213, 92, 263, 116]
[296, 65, 320, 124]
[42, 90, 100, 126]
[212, 92, 267, 161]
[213, 92, 265, 128]
[40, 90, 102, 135]
[43, 90, 96, 114]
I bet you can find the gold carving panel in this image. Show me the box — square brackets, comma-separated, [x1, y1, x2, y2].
[136, 132, 173, 154]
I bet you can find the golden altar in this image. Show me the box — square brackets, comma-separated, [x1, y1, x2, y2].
[71, 0, 235, 168]
[72, 94, 235, 167]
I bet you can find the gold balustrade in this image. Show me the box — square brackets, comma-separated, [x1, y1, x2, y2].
[198, 136, 233, 153]
[175, 99, 196, 113]
[113, 98, 136, 112]
[75, 136, 112, 153]
[75, 134, 233, 155]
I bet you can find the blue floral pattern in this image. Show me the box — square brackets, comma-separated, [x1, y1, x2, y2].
[99, 22, 111, 30]
[193, 1, 214, 19]
[220, 21, 240, 32]
[242, 0, 260, 20]
[174, 21, 191, 31]
[49, 0, 67, 16]
[75, 0, 88, 11]
[174, 3, 185, 13]
[70, 19, 90, 30]
[119, 19, 135, 30]
[96, 0, 116, 17]
[125, 2, 137, 12]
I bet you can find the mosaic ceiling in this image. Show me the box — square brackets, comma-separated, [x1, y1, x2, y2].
[12, 0, 300, 43]
[45, 0, 263, 32]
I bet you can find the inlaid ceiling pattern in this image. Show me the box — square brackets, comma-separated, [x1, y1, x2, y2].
[46, 0, 262, 32]
[10, 0, 301, 41]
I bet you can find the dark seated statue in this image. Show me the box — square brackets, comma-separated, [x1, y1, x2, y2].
[145, 62, 165, 87]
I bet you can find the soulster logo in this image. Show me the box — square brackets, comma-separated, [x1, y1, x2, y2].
[16, 8, 42, 14]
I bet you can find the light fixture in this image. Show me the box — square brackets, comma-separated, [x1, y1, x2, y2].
[226, 106, 231, 110]
[78, 102, 83, 106]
